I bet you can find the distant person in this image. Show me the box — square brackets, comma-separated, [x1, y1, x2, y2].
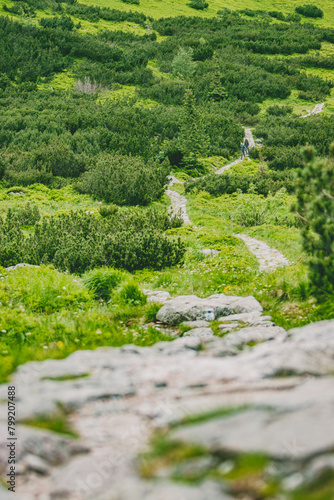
[244, 138, 249, 155]
[240, 141, 245, 159]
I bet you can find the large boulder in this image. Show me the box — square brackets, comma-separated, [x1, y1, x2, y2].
[156, 294, 262, 325]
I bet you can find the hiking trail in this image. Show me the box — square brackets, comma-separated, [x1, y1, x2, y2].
[215, 127, 255, 174]
[302, 102, 325, 118]
[166, 127, 289, 272]
[235, 233, 289, 271]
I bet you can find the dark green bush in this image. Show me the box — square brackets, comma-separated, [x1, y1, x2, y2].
[75, 155, 170, 206]
[4, 2, 36, 17]
[268, 11, 285, 21]
[185, 170, 295, 197]
[39, 16, 75, 31]
[188, 0, 208, 10]
[11, 202, 40, 226]
[0, 209, 185, 273]
[267, 148, 304, 171]
[295, 4, 324, 18]
[98, 204, 119, 218]
[267, 105, 293, 116]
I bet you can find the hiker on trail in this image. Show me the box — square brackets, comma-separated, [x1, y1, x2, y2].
[244, 138, 249, 155]
[240, 142, 245, 159]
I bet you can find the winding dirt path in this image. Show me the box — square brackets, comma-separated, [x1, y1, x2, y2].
[166, 188, 190, 224]
[167, 128, 289, 271]
[215, 127, 256, 175]
[302, 102, 325, 118]
[235, 234, 289, 271]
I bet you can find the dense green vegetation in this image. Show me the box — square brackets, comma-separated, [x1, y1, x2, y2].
[0, 205, 185, 272]
[1, 0, 334, 383]
[1, 7, 334, 186]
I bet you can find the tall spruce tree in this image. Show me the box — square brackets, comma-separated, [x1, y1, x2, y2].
[178, 89, 210, 170]
[172, 47, 196, 79]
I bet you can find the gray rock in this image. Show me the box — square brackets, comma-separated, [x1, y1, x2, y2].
[169, 456, 216, 478]
[23, 453, 50, 475]
[289, 319, 334, 345]
[200, 337, 239, 357]
[183, 327, 214, 338]
[6, 263, 39, 271]
[199, 249, 220, 257]
[120, 344, 143, 355]
[171, 404, 334, 460]
[151, 336, 202, 355]
[0, 487, 33, 500]
[0, 422, 89, 480]
[218, 313, 272, 325]
[182, 320, 210, 328]
[9, 316, 334, 499]
[222, 325, 287, 348]
[156, 294, 262, 325]
[304, 454, 334, 484]
[143, 290, 171, 304]
[234, 319, 334, 379]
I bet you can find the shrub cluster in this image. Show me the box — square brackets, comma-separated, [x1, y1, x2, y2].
[253, 115, 334, 169]
[75, 155, 170, 206]
[295, 4, 324, 18]
[9, 202, 40, 226]
[185, 170, 296, 197]
[0, 7, 333, 187]
[188, 0, 208, 10]
[0, 209, 185, 273]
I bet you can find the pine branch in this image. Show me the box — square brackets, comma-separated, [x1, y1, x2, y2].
[294, 210, 309, 223]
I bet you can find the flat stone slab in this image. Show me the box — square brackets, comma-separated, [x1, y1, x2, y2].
[183, 327, 214, 338]
[171, 404, 334, 460]
[156, 294, 263, 325]
[6, 313, 334, 499]
[143, 290, 171, 304]
[218, 313, 272, 325]
[223, 325, 286, 348]
[182, 320, 210, 328]
[93, 478, 232, 500]
[218, 322, 239, 332]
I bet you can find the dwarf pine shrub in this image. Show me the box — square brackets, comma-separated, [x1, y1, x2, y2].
[75, 155, 170, 206]
[295, 4, 323, 18]
[0, 209, 185, 273]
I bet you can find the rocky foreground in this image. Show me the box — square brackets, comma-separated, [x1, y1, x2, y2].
[0, 294, 334, 499]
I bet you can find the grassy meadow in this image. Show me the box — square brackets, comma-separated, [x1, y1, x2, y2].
[1, 0, 334, 382]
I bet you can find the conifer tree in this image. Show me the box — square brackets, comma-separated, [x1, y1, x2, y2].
[178, 89, 210, 164]
[208, 72, 228, 101]
[294, 144, 334, 297]
[172, 47, 196, 79]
